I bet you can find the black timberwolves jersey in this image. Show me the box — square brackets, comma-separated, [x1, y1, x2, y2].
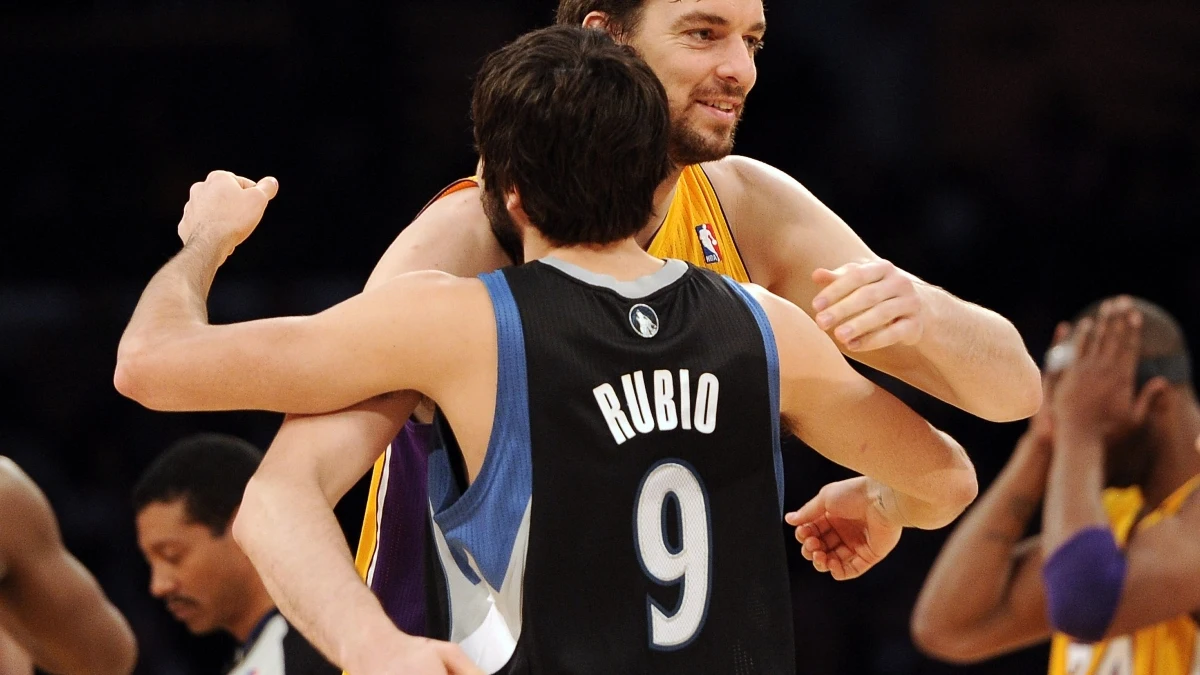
[425, 257, 794, 674]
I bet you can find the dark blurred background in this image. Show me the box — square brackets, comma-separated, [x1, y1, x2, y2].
[1, 1, 1197, 673]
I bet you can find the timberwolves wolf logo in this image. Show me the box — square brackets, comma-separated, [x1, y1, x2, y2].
[695, 223, 722, 264]
[628, 304, 659, 339]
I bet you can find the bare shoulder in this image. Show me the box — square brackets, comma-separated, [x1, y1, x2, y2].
[0, 459, 57, 561]
[704, 156, 874, 292]
[0, 459, 47, 516]
[411, 183, 491, 242]
[702, 155, 818, 214]
[367, 181, 510, 289]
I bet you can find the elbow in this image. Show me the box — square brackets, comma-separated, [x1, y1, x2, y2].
[108, 628, 139, 675]
[114, 339, 195, 412]
[91, 614, 139, 675]
[910, 615, 993, 665]
[918, 470, 978, 530]
[986, 359, 1044, 423]
[232, 477, 267, 556]
[113, 339, 166, 410]
[941, 433, 980, 525]
[920, 442, 979, 529]
[910, 591, 998, 665]
[1009, 362, 1045, 421]
[948, 468, 980, 522]
[112, 342, 143, 403]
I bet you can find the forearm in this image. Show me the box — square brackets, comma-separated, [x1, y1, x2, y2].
[869, 427, 978, 530]
[114, 233, 226, 400]
[234, 473, 401, 670]
[909, 283, 1042, 422]
[874, 480, 964, 531]
[0, 557, 137, 675]
[1041, 428, 1108, 553]
[912, 436, 1051, 654]
[873, 474, 976, 532]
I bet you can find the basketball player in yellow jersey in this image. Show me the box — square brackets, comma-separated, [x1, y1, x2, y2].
[911, 296, 1200, 674]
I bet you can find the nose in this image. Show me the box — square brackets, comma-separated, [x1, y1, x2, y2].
[714, 39, 757, 90]
[149, 565, 178, 599]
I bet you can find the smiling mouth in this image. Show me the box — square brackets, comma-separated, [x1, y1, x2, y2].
[699, 100, 738, 113]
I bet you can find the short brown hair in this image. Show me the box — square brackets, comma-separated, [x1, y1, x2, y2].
[472, 25, 670, 246]
[555, 0, 648, 39]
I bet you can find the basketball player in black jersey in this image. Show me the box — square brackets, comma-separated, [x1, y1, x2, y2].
[0, 457, 137, 675]
[115, 25, 977, 674]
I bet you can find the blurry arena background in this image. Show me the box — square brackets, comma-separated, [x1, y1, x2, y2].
[1, 1, 1197, 672]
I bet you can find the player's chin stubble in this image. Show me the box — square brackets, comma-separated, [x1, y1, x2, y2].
[668, 112, 739, 167]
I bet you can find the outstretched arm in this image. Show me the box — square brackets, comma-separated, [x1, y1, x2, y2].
[716, 156, 1041, 422]
[0, 459, 137, 675]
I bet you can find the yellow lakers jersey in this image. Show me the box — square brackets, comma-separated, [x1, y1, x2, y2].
[646, 164, 750, 282]
[1048, 475, 1200, 675]
[353, 165, 749, 581]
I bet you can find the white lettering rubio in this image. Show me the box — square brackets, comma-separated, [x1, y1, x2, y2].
[593, 370, 719, 445]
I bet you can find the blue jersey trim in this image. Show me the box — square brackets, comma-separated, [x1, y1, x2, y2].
[428, 271, 534, 590]
[722, 278, 784, 514]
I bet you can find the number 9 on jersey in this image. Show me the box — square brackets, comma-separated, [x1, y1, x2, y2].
[634, 461, 712, 650]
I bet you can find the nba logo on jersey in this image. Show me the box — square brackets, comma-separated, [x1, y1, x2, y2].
[695, 223, 722, 264]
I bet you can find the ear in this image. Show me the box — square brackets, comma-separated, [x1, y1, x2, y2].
[505, 189, 531, 231]
[582, 11, 612, 31]
[1132, 376, 1171, 425]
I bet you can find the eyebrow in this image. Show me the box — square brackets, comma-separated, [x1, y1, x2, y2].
[671, 11, 767, 35]
[150, 541, 182, 556]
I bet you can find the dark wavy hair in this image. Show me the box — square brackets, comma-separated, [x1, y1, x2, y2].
[472, 25, 671, 246]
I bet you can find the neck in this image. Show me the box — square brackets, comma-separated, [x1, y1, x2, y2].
[525, 238, 664, 282]
[227, 581, 278, 643]
[633, 166, 685, 249]
[1142, 400, 1200, 508]
[518, 165, 685, 275]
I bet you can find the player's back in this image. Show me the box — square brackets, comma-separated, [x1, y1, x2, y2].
[426, 257, 794, 674]
[354, 165, 750, 644]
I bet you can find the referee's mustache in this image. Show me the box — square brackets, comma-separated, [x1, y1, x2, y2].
[164, 595, 200, 613]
